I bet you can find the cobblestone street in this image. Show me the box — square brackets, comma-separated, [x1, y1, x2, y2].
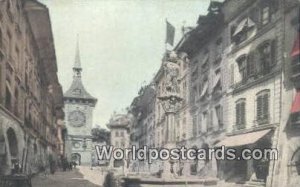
[32, 166, 106, 187]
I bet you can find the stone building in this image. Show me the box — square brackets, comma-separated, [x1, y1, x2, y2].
[63, 42, 97, 166]
[269, 1, 300, 186]
[175, 1, 228, 177]
[106, 113, 131, 170]
[117, 0, 300, 186]
[214, 0, 289, 185]
[0, 0, 64, 175]
[129, 84, 156, 172]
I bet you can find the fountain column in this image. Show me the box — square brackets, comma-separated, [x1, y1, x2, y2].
[157, 51, 183, 178]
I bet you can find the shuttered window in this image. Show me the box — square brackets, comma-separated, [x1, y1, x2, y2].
[247, 52, 257, 77]
[256, 90, 270, 124]
[236, 99, 246, 129]
[258, 40, 277, 74]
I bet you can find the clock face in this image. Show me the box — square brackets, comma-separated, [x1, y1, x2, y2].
[69, 110, 86, 127]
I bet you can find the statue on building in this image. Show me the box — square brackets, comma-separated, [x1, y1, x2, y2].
[162, 51, 180, 95]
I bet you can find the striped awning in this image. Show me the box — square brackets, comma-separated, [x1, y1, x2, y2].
[215, 129, 272, 148]
[291, 90, 300, 114]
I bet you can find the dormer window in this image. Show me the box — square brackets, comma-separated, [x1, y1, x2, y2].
[232, 18, 255, 44]
[262, 6, 270, 25]
[73, 88, 81, 95]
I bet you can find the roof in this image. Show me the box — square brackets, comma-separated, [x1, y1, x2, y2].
[106, 113, 132, 129]
[64, 41, 97, 103]
[64, 77, 97, 101]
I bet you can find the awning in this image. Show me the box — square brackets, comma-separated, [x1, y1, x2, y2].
[291, 33, 300, 57]
[233, 18, 255, 36]
[291, 90, 300, 114]
[215, 129, 272, 147]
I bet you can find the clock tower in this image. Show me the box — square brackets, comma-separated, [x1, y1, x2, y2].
[63, 40, 97, 165]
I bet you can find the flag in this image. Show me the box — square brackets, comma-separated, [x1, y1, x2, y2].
[165, 20, 175, 46]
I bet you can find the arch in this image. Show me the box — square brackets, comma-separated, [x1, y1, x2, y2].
[71, 153, 81, 165]
[7, 128, 18, 159]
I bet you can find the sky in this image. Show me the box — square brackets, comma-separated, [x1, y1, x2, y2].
[39, 0, 210, 129]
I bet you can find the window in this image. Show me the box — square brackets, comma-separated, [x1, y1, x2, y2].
[203, 111, 211, 132]
[215, 105, 223, 129]
[236, 99, 246, 129]
[200, 77, 208, 99]
[236, 55, 247, 82]
[212, 69, 221, 92]
[115, 131, 119, 137]
[232, 18, 255, 44]
[14, 88, 19, 117]
[258, 40, 276, 74]
[120, 131, 124, 137]
[262, 6, 270, 25]
[5, 86, 12, 112]
[192, 116, 197, 137]
[256, 90, 270, 124]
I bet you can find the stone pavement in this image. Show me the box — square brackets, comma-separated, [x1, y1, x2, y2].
[32, 166, 106, 187]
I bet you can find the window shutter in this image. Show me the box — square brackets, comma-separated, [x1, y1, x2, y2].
[247, 52, 256, 76]
[236, 103, 240, 125]
[253, 50, 261, 75]
[257, 95, 263, 120]
[271, 39, 277, 66]
[250, 7, 261, 28]
[220, 106, 223, 124]
[263, 93, 269, 119]
[241, 102, 245, 125]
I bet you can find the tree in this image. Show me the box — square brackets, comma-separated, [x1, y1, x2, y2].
[91, 127, 110, 144]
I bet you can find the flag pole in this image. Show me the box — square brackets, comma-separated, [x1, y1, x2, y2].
[165, 18, 168, 52]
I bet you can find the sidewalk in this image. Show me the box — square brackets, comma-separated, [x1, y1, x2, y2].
[32, 166, 105, 187]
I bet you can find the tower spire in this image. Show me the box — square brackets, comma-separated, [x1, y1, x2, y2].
[73, 35, 82, 77]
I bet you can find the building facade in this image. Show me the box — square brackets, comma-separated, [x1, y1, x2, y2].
[0, 0, 64, 175]
[123, 0, 300, 186]
[129, 84, 156, 172]
[64, 43, 97, 166]
[106, 113, 131, 171]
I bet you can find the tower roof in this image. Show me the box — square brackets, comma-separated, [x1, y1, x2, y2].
[74, 37, 81, 70]
[64, 39, 97, 103]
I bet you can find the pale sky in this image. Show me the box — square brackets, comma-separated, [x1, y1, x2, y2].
[40, 0, 210, 128]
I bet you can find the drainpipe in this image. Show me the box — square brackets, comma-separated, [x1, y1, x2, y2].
[267, 1, 286, 186]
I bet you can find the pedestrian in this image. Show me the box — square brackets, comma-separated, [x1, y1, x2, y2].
[69, 162, 73, 170]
